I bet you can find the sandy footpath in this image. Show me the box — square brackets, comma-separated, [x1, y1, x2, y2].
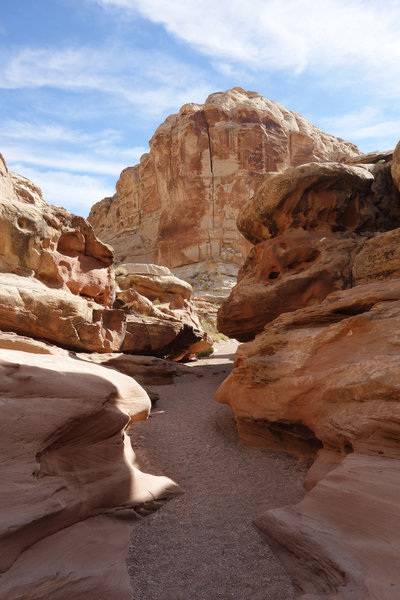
[127, 340, 309, 600]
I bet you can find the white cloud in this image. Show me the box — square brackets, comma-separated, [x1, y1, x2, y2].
[91, 0, 400, 97]
[318, 107, 400, 152]
[1, 120, 147, 162]
[2, 120, 120, 145]
[0, 45, 214, 116]
[8, 164, 114, 215]
[2, 144, 141, 177]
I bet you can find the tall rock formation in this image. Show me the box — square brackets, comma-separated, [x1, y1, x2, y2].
[88, 88, 359, 298]
[215, 148, 400, 599]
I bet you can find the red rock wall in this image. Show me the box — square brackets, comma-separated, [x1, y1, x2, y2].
[88, 88, 359, 279]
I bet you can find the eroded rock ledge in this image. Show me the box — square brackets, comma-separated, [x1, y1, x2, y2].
[216, 143, 400, 599]
[218, 153, 400, 340]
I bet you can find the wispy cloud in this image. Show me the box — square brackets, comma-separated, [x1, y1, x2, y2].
[319, 108, 400, 151]
[8, 163, 115, 215]
[0, 45, 214, 116]
[1, 120, 146, 162]
[92, 0, 400, 98]
[2, 144, 139, 176]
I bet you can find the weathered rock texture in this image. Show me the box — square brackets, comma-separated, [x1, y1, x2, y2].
[0, 154, 208, 358]
[115, 263, 210, 360]
[216, 147, 400, 598]
[0, 349, 180, 599]
[1, 154, 115, 306]
[216, 279, 400, 459]
[88, 88, 359, 299]
[0, 272, 126, 352]
[0, 153, 130, 353]
[218, 156, 400, 340]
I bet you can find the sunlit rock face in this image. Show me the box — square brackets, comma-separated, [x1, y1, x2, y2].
[1, 154, 115, 306]
[0, 349, 180, 599]
[115, 263, 211, 360]
[0, 154, 129, 353]
[87, 88, 359, 301]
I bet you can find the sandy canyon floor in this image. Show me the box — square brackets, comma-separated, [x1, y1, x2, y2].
[127, 340, 310, 600]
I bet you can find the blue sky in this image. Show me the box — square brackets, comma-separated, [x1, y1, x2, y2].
[1, 0, 400, 216]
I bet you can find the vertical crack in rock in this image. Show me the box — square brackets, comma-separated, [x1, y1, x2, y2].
[204, 112, 215, 230]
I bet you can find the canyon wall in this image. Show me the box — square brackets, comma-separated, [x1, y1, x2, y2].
[88, 88, 359, 298]
[0, 155, 190, 598]
[216, 145, 400, 599]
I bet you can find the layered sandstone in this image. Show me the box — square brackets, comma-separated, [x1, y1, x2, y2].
[1, 154, 208, 357]
[1, 154, 115, 306]
[218, 155, 400, 340]
[216, 279, 400, 459]
[115, 263, 210, 359]
[256, 454, 400, 600]
[216, 146, 400, 598]
[0, 272, 125, 352]
[0, 349, 180, 598]
[88, 88, 359, 298]
[0, 153, 128, 353]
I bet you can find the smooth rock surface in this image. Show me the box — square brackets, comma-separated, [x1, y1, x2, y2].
[0, 349, 180, 597]
[0, 515, 136, 600]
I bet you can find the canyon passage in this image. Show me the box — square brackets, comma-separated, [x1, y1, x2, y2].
[127, 339, 310, 600]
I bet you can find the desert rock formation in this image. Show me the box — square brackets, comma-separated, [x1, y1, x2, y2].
[216, 147, 400, 598]
[0, 349, 180, 599]
[0, 155, 206, 358]
[115, 263, 210, 359]
[88, 88, 359, 301]
[1, 154, 115, 306]
[0, 155, 204, 598]
[218, 155, 400, 340]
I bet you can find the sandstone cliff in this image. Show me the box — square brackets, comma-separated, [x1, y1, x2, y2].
[88, 88, 359, 299]
[216, 147, 400, 599]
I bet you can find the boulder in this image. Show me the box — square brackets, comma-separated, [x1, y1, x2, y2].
[0, 273, 125, 352]
[219, 157, 400, 341]
[88, 88, 359, 301]
[236, 162, 378, 244]
[0, 154, 114, 306]
[115, 263, 211, 360]
[0, 349, 180, 597]
[78, 353, 180, 385]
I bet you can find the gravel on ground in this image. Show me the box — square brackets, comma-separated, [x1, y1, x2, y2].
[127, 340, 309, 600]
